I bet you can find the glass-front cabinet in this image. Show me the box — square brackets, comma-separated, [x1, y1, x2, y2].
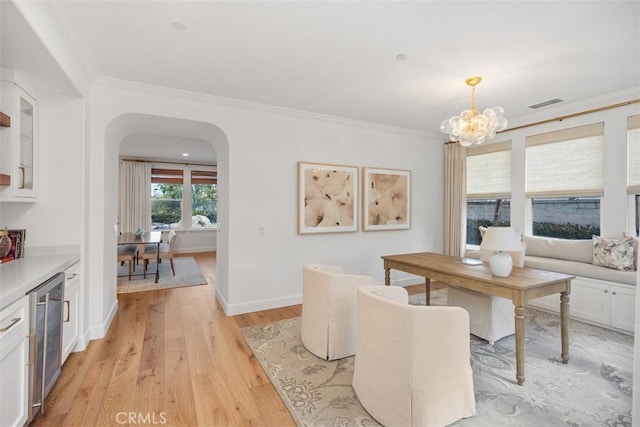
[0, 71, 38, 201]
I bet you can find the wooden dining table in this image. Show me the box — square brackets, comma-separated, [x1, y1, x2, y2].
[381, 251, 575, 385]
[117, 231, 162, 283]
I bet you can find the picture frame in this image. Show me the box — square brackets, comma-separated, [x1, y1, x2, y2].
[298, 162, 358, 234]
[362, 167, 411, 231]
[0, 229, 26, 263]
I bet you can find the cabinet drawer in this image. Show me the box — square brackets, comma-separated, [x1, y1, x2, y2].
[0, 296, 29, 345]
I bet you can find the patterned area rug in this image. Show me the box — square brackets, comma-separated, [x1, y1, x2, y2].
[240, 289, 633, 426]
[117, 256, 207, 294]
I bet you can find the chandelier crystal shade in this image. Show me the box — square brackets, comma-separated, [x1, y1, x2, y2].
[441, 76, 508, 146]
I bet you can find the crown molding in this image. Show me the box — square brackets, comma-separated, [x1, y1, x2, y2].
[95, 76, 433, 138]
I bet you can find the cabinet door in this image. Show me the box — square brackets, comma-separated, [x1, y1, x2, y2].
[0, 333, 29, 427]
[0, 298, 29, 427]
[0, 80, 37, 201]
[610, 285, 635, 332]
[62, 264, 80, 363]
[13, 85, 37, 198]
[569, 278, 610, 327]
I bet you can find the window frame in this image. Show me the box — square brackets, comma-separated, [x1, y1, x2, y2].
[465, 140, 512, 247]
[190, 169, 218, 229]
[150, 163, 217, 231]
[525, 122, 604, 238]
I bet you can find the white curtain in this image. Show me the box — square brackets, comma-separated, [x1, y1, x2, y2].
[444, 143, 467, 257]
[119, 160, 152, 233]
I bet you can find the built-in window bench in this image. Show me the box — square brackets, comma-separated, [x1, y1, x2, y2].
[467, 235, 636, 334]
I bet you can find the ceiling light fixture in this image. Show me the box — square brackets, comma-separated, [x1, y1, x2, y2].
[440, 76, 508, 146]
[181, 153, 189, 157]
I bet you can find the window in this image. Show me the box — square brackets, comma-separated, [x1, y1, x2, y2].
[466, 141, 511, 245]
[191, 170, 217, 228]
[151, 168, 183, 229]
[150, 166, 217, 230]
[526, 122, 603, 239]
[628, 115, 640, 236]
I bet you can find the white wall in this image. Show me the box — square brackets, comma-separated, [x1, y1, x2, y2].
[173, 230, 216, 253]
[85, 78, 442, 328]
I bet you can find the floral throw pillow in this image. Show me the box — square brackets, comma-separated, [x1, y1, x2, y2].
[592, 236, 635, 271]
[623, 232, 638, 271]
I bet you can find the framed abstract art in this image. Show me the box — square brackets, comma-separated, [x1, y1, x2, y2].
[362, 167, 411, 231]
[298, 162, 358, 234]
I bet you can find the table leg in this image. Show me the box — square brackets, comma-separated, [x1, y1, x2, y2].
[425, 277, 431, 305]
[561, 291, 570, 364]
[155, 242, 160, 283]
[515, 304, 525, 385]
[384, 267, 390, 286]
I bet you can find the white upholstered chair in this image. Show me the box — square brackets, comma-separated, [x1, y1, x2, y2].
[352, 285, 476, 427]
[142, 230, 177, 278]
[301, 263, 376, 360]
[447, 243, 526, 344]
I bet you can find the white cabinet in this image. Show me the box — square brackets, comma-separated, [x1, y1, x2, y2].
[0, 296, 29, 427]
[528, 276, 635, 333]
[609, 284, 635, 332]
[0, 69, 38, 201]
[62, 262, 80, 363]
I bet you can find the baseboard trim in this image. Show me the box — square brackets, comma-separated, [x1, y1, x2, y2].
[88, 298, 118, 341]
[218, 278, 425, 315]
[220, 290, 302, 316]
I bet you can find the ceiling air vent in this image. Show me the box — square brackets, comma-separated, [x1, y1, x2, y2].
[528, 98, 564, 109]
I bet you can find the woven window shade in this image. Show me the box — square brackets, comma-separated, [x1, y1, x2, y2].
[191, 170, 217, 185]
[526, 123, 604, 198]
[151, 168, 183, 184]
[628, 115, 640, 194]
[466, 140, 511, 199]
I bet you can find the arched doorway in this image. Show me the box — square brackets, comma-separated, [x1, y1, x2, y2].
[103, 113, 230, 306]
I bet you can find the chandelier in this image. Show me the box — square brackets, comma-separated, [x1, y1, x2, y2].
[440, 76, 508, 146]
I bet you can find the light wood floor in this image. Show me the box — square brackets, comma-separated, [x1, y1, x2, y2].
[31, 253, 440, 426]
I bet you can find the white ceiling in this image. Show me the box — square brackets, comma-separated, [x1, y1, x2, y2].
[3, 1, 640, 162]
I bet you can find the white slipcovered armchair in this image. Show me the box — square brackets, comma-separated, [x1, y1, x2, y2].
[353, 285, 476, 427]
[447, 244, 526, 344]
[301, 263, 376, 360]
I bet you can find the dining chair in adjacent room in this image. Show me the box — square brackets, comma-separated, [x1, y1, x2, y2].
[142, 230, 177, 278]
[117, 245, 138, 280]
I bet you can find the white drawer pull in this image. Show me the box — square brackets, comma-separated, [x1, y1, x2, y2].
[0, 317, 21, 332]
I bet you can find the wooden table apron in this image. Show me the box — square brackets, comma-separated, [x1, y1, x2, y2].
[382, 252, 574, 386]
[117, 231, 162, 283]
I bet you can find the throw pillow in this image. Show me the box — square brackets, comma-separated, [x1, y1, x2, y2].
[623, 232, 639, 271]
[592, 236, 635, 271]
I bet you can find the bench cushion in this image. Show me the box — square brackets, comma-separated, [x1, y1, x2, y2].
[523, 235, 593, 264]
[524, 256, 636, 285]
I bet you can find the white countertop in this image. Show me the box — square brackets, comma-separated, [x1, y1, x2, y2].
[0, 254, 80, 311]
